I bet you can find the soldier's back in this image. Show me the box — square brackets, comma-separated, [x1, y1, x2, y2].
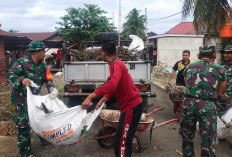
[185, 60, 227, 99]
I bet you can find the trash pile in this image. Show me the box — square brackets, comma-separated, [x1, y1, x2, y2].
[65, 35, 146, 61]
[168, 85, 186, 101]
[66, 46, 142, 61]
[0, 107, 15, 136]
[0, 121, 15, 136]
[75, 48, 102, 61]
[100, 109, 121, 122]
[100, 109, 150, 122]
[152, 61, 171, 77]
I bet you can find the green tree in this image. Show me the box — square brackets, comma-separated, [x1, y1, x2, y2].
[9, 29, 19, 33]
[147, 31, 157, 37]
[56, 4, 116, 43]
[121, 8, 145, 40]
[182, 0, 231, 36]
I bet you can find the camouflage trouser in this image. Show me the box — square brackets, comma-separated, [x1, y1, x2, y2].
[13, 100, 32, 156]
[180, 97, 217, 157]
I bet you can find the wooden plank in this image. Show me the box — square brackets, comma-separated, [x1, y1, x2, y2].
[50, 68, 62, 72]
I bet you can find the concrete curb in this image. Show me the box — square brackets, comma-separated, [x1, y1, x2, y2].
[152, 80, 167, 91]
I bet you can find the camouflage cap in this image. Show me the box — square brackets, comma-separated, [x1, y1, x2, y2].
[199, 45, 215, 53]
[26, 42, 46, 52]
[224, 45, 232, 52]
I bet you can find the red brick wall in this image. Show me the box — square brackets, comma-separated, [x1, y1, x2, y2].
[0, 37, 7, 86]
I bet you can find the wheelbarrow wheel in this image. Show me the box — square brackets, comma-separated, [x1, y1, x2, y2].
[97, 126, 116, 149]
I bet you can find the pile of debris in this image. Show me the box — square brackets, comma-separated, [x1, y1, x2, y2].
[0, 89, 15, 136]
[66, 47, 141, 61]
[0, 121, 15, 136]
[100, 109, 151, 122]
[168, 85, 186, 101]
[152, 61, 171, 77]
[0, 111, 15, 136]
[75, 48, 102, 61]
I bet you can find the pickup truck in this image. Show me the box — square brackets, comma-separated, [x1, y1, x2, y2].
[62, 33, 155, 112]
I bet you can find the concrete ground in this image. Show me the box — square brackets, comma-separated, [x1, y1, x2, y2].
[1, 84, 232, 157]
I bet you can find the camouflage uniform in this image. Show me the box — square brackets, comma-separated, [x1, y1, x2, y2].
[6, 42, 54, 156]
[180, 57, 227, 156]
[217, 64, 232, 118]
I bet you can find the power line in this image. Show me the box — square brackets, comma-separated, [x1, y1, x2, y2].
[148, 10, 182, 21]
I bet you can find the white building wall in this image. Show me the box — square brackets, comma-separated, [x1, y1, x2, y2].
[157, 37, 204, 67]
[204, 37, 222, 64]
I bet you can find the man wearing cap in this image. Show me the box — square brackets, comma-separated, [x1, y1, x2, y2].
[217, 45, 232, 118]
[6, 42, 58, 157]
[168, 50, 191, 86]
[180, 46, 227, 157]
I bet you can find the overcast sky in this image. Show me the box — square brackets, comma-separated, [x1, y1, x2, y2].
[0, 0, 192, 34]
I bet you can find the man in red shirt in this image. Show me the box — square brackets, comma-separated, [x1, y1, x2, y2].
[56, 48, 62, 68]
[81, 41, 143, 157]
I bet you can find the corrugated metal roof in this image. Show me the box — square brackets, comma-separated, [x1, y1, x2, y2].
[0, 29, 17, 37]
[16, 32, 57, 42]
[165, 22, 211, 35]
[165, 22, 198, 34]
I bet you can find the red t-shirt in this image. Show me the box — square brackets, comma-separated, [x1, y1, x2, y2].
[95, 57, 142, 112]
[56, 50, 62, 59]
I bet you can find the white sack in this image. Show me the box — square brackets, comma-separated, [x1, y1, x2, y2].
[196, 116, 232, 139]
[27, 86, 102, 145]
[217, 117, 231, 139]
[221, 107, 232, 124]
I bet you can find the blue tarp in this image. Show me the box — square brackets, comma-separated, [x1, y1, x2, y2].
[163, 67, 178, 74]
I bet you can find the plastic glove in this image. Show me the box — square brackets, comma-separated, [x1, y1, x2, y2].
[49, 87, 58, 99]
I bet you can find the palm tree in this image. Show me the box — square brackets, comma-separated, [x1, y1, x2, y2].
[121, 8, 145, 40]
[182, 0, 231, 36]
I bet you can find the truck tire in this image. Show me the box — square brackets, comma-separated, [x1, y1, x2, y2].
[94, 32, 119, 42]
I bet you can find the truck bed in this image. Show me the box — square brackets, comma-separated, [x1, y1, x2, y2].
[63, 61, 152, 84]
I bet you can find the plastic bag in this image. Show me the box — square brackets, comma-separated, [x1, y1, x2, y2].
[217, 117, 231, 139]
[26, 86, 102, 145]
[221, 107, 232, 124]
[196, 116, 232, 139]
[128, 35, 144, 52]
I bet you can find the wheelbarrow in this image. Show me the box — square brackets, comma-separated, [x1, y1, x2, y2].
[167, 85, 184, 117]
[93, 108, 177, 152]
[168, 92, 183, 117]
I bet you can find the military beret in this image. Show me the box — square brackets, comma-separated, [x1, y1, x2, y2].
[224, 45, 232, 52]
[199, 45, 215, 53]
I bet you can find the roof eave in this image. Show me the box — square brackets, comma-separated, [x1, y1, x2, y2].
[148, 34, 204, 39]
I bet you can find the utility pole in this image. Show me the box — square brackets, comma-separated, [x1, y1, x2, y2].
[145, 8, 148, 37]
[118, 0, 122, 49]
[118, 0, 122, 33]
[112, 12, 115, 24]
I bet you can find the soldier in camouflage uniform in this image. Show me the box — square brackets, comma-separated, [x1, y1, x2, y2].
[180, 46, 227, 157]
[6, 42, 57, 157]
[217, 45, 232, 118]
